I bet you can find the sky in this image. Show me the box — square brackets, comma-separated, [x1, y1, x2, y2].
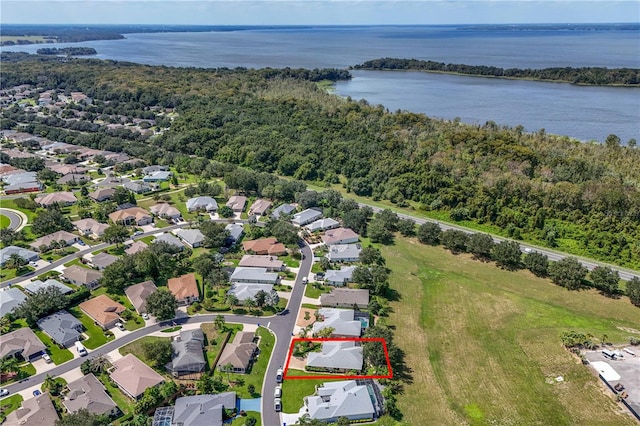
[1, 1, 639, 25]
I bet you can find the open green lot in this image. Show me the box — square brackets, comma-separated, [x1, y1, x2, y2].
[303, 283, 330, 299]
[381, 236, 639, 425]
[201, 323, 243, 370]
[119, 336, 171, 373]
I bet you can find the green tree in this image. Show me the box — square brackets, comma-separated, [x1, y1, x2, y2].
[359, 246, 385, 266]
[440, 229, 469, 254]
[0, 315, 11, 334]
[417, 222, 441, 245]
[32, 208, 73, 236]
[55, 408, 110, 426]
[4, 253, 27, 271]
[523, 251, 549, 277]
[42, 374, 63, 396]
[214, 314, 226, 330]
[145, 289, 178, 321]
[397, 218, 416, 236]
[625, 277, 640, 307]
[217, 205, 234, 218]
[141, 339, 173, 367]
[548, 257, 588, 290]
[265, 218, 299, 246]
[15, 286, 67, 326]
[103, 224, 129, 246]
[113, 186, 136, 205]
[491, 240, 522, 270]
[199, 222, 229, 248]
[466, 233, 494, 259]
[590, 266, 620, 295]
[367, 218, 393, 245]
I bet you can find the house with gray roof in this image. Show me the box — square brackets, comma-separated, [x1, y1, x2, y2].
[271, 203, 296, 219]
[37, 310, 83, 347]
[124, 280, 157, 314]
[0, 287, 27, 317]
[3, 171, 37, 185]
[312, 308, 362, 338]
[304, 380, 377, 423]
[4, 181, 43, 194]
[169, 329, 206, 378]
[224, 223, 244, 245]
[123, 181, 153, 194]
[306, 341, 363, 372]
[0, 327, 46, 361]
[23, 278, 73, 295]
[320, 288, 370, 309]
[143, 170, 172, 182]
[173, 229, 205, 248]
[0, 246, 39, 267]
[292, 208, 323, 226]
[324, 266, 357, 286]
[62, 265, 103, 289]
[3, 392, 59, 426]
[238, 255, 284, 271]
[217, 331, 257, 374]
[125, 241, 148, 256]
[155, 392, 236, 426]
[154, 233, 184, 249]
[227, 283, 274, 304]
[90, 252, 119, 270]
[326, 244, 362, 263]
[230, 267, 280, 284]
[63, 373, 118, 417]
[305, 218, 340, 233]
[87, 188, 115, 202]
[186, 196, 218, 212]
[142, 165, 169, 175]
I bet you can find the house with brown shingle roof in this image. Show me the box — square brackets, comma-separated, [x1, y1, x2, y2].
[62, 265, 103, 289]
[79, 294, 125, 329]
[72, 218, 109, 239]
[216, 331, 257, 374]
[124, 280, 157, 314]
[167, 273, 199, 306]
[248, 199, 272, 216]
[108, 206, 152, 226]
[150, 203, 181, 219]
[35, 191, 77, 207]
[125, 240, 148, 255]
[110, 354, 164, 400]
[63, 374, 118, 417]
[88, 188, 115, 202]
[321, 228, 359, 246]
[242, 237, 286, 256]
[29, 230, 79, 251]
[320, 288, 370, 309]
[0, 327, 47, 362]
[3, 392, 59, 426]
[226, 195, 247, 213]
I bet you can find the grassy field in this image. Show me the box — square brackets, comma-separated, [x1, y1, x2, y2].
[0, 215, 10, 229]
[119, 336, 172, 372]
[381, 236, 639, 425]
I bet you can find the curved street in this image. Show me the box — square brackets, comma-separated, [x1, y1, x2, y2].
[0, 208, 27, 231]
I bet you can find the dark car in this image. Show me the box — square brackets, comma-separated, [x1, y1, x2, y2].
[33, 390, 41, 397]
[278, 309, 289, 316]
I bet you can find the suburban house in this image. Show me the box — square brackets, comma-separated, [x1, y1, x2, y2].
[142, 165, 169, 175]
[224, 223, 244, 245]
[0, 327, 47, 362]
[62, 265, 103, 289]
[312, 308, 362, 338]
[303, 380, 378, 423]
[3, 392, 59, 426]
[72, 218, 109, 239]
[34, 191, 77, 207]
[30, 230, 79, 251]
[169, 329, 206, 378]
[168, 273, 199, 306]
[125, 280, 157, 314]
[320, 288, 370, 309]
[324, 266, 357, 286]
[186, 196, 218, 212]
[87, 188, 115, 202]
[248, 198, 272, 216]
[230, 267, 280, 284]
[36, 310, 83, 348]
[48, 164, 88, 176]
[238, 255, 285, 271]
[306, 341, 363, 372]
[150, 203, 181, 219]
[227, 283, 274, 304]
[109, 207, 153, 226]
[123, 181, 153, 194]
[173, 229, 205, 248]
[89, 252, 119, 270]
[0, 287, 27, 317]
[23, 278, 73, 295]
[321, 228, 360, 246]
[153, 392, 237, 426]
[271, 203, 296, 219]
[154, 233, 184, 249]
[4, 180, 43, 194]
[125, 241, 148, 256]
[226, 195, 247, 213]
[292, 208, 323, 226]
[326, 244, 362, 263]
[242, 237, 286, 256]
[79, 294, 126, 329]
[143, 170, 172, 182]
[0, 246, 39, 267]
[305, 218, 340, 233]
[216, 331, 257, 374]
[56, 174, 89, 185]
[110, 354, 165, 400]
[63, 373, 118, 417]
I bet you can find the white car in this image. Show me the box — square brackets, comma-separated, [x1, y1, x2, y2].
[274, 386, 282, 398]
[523, 248, 533, 254]
[115, 322, 125, 331]
[274, 398, 282, 412]
[42, 353, 52, 363]
[142, 313, 150, 320]
[0, 389, 9, 397]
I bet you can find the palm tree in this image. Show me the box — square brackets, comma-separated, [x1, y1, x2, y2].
[0, 357, 20, 374]
[223, 363, 234, 384]
[42, 374, 63, 396]
[90, 356, 112, 374]
[5, 253, 26, 271]
[214, 314, 225, 331]
[0, 315, 11, 334]
[226, 294, 238, 308]
[243, 298, 256, 309]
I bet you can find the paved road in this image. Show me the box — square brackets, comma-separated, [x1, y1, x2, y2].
[359, 203, 640, 281]
[0, 208, 24, 231]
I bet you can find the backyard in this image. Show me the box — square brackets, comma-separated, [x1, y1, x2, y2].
[280, 369, 341, 414]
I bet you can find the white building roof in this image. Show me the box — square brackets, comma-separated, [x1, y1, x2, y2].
[306, 380, 375, 421]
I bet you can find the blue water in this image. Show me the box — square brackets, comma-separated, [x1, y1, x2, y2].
[238, 397, 262, 412]
[3, 25, 639, 142]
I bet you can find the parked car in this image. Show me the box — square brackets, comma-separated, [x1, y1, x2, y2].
[133, 231, 143, 236]
[274, 386, 282, 398]
[274, 398, 282, 412]
[276, 368, 283, 383]
[0, 389, 9, 397]
[33, 390, 41, 396]
[77, 240, 86, 246]
[42, 353, 52, 363]
[115, 322, 125, 331]
[302, 277, 308, 284]
[141, 313, 149, 320]
[278, 309, 289, 316]
[75, 341, 88, 356]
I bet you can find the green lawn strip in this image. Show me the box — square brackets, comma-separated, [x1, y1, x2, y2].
[224, 326, 275, 399]
[303, 283, 330, 299]
[0, 214, 10, 229]
[281, 369, 341, 414]
[67, 306, 111, 349]
[301, 303, 319, 310]
[138, 235, 155, 245]
[119, 336, 171, 372]
[0, 394, 24, 420]
[0, 199, 38, 222]
[63, 258, 84, 268]
[231, 412, 261, 426]
[34, 330, 74, 365]
[98, 373, 134, 416]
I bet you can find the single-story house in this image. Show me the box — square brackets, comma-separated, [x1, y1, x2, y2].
[312, 308, 362, 338]
[173, 229, 205, 248]
[227, 283, 274, 303]
[125, 241, 148, 255]
[56, 174, 88, 185]
[62, 265, 103, 289]
[271, 203, 296, 219]
[87, 188, 115, 202]
[149, 203, 181, 220]
[0, 287, 27, 317]
[321, 228, 360, 246]
[0, 327, 47, 361]
[0, 245, 39, 267]
[90, 252, 120, 270]
[216, 331, 257, 374]
[30, 230, 79, 251]
[63, 373, 118, 417]
[23, 278, 73, 295]
[292, 208, 323, 226]
[124, 280, 157, 314]
[36, 310, 83, 348]
[110, 354, 165, 400]
[226, 195, 247, 213]
[305, 218, 340, 233]
[3, 171, 37, 185]
[225, 223, 244, 245]
[123, 181, 153, 194]
[48, 164, 88, 176]
[143, 170, 172, 182]
[186, 196, 218, 212]
[248, 198, 271, 216]
[230, 267, 280, 284]
[3, 392, 59, 426]
[168, 273, 199, 306]
[154, 232, 184, 249]
[109, 207, 153, 226]
[142, 165, 169, 175]
[306, 341, 363, 372]
[320, 288, 370, 309]
[35, 191, 77, 207]
[169, 329, 206, 378]
[154, 392, 236, 426]
[304, 380, 377, 423]
[4, 181, 43, 194]
[242, 237, 286, 256]
[238, 255, 284, 271]
[72, 218, 109, 239]
[326, 244, 362, 263]
[324, 266, 357, 286]
[79, 294, 126, 329]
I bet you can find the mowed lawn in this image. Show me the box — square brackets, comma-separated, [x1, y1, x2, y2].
[382, 237, 639, 426]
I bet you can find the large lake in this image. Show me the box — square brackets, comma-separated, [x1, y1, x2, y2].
[3, 25, 639, 142]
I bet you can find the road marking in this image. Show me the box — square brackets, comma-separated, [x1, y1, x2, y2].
[267, 321, 271, 328]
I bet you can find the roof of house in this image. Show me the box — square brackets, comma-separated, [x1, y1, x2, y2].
[23, 278, 73, 295]
[90, 252, 119, 269]
[154, 233, 184, 248]
[0, 246, 39, 266]
[230, 267, 279, 283]
[144, 170, 171, 180]
[0, 287, 27, 317]
[48, 164, 88, 175]
[172, 392, 236, 426]
[326, 244, 362, 261]
[0, 327, 47, 360]
[72, 218, 109, 236]
[108, 207, 152, 223]
[320, 288, 370, 307]
[3, 171, 37, 185]
[142, 165, 169, 174]
[217, 331, 257, 371]
[3, 392, 59, 426]
[168, 273, 198, 300]
[321, 228, 360, 245]
[238, 255, 284, 270]
[87, 188, 115, 201]
[171, 329, 206, 371]
[63, 373, 117, 415]
[324, 266, 357, 284]
[56, 174, 89, 185]
[227, 283, 274, 302]
[79, 294, 126, 327]
[306, 380, 375, 421]
[124, 280, 157, 313]
[226, 195, 247, 211]
[312, 308, 361, 337]
[306, 341, 363, 371]
[225, 223, 244, 242]
[125, 240, 148, 255]
[4, 181, 42, 192]
[62, 265, 103, 285]
[123, 181, 152, 193]
[110, 354, 164, 399]
[292, 208, 323, 225]
[248, 198, 271, 215]
[174, 229, 205, 246]
[30, 230, 78, 250]
[241, 238, 286, 255]
[36, 310, 83, 346]
[186, 196, 218, 211]
[305, 218, 340, 232]
[150, 203, 181, 217]
[35, 191, 77, 206]
[271, 203, 296, 219]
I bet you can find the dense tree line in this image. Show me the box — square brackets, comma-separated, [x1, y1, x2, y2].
[36, 47, 97, 55]
[353, 58, 640, 85]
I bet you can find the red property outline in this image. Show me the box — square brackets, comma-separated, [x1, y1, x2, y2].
[283, 337, 393, 380]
